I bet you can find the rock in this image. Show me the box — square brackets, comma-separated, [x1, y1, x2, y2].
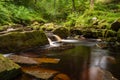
[0, 30, 49, 53]
[7, 55, 60, 65]
[30, 21, 41, 30]
[52, 27, 69, 38]
[111, 19, 120, 32]
[70, 28, 82, 36]
[96, 43, 108, 49]
[82, 28, 101, 38]
[41, 23, 57, 31]
[22, 66, 70, 80]
[0, 54, 21, 80]
[105, 30, 117, 37]
[53, 73, 71, 80]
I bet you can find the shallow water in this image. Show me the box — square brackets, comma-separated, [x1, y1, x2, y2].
[13, 39, 120, 80]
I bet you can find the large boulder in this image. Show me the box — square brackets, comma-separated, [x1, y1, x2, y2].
[70, 28, 82, 36]
[82, 28, 102, 38]
[0, 30, 49, 53]
[52, 27, 69, 39]
[0, 54, 21, 80]
[111, 19, 120, 32]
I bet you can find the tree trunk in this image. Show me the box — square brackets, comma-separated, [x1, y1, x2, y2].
[90, 0, 94, 9]
[72, 0, 76, 12]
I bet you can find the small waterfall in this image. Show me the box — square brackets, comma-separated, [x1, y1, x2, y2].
[47, 38, 55, 46]
[45, 32, 62, 47]
[47, 37, 61, 47]
[53, 34, 62, 42]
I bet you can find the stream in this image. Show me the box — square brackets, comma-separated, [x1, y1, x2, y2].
[5, 35, 120, 80]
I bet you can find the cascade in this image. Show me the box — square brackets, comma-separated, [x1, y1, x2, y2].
[53, 34, 62, 42]
[46, 34, 62, 47]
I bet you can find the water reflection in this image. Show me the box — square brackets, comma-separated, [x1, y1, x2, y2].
[44, 45, 90, 80]
[9, 38, 120, 80]
[89, 48, 117, 80]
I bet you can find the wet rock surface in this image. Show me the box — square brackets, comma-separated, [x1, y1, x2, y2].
[21, 66, 70, 80]
[7, 55, 60, 65]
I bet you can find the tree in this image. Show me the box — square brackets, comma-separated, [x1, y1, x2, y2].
[90, 0, 94, 9]
[72, 0, 76, 12]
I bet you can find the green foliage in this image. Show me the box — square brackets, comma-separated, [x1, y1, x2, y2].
[0, 0, 119, 27]
[0, 1, 45, 25]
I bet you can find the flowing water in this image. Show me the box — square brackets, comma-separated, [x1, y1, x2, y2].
[9, 35, 120, 80]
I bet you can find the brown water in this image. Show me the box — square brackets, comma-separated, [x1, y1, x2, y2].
[13, 40, 120, 80]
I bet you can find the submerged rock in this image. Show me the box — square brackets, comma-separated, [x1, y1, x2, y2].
[22, 66, 70, 80]
[0, 54, 21, 80]
[0, 30, 49, 53]
[7, 55, 60, 65]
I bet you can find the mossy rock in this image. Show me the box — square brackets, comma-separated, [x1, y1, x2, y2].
[111, 19, 120, 32]
[0, 54, 21, 80]
[30, 21, 41, 30]
[41, 23, 57, 31]
[82, 29, 92, 38]
[52, 27, 69, 39]
[105, 30, 117, 37]
[0, 30, 49, 53]
[82, 28, 101, 38]
[70, 28, 82, 36]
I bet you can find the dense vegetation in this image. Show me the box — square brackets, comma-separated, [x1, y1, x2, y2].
[0, 0, 120, 27]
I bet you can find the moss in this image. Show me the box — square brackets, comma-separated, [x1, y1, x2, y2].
[52, 27, 69, 39]
[40, 23, 56, 31]
[105, 30, 117, 37]
[30, 21, 41, 30]
[70, 28, 82, 36]
[0, 54, 21, 80]
[97, 22, 110, 29]
[82, 28, 101, 38]
[0, 30, 49, 53]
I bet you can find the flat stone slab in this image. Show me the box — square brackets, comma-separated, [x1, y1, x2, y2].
[7, 55, 60, 65]
[22, 66, 70, 80]
[22, 66, 58, 79]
